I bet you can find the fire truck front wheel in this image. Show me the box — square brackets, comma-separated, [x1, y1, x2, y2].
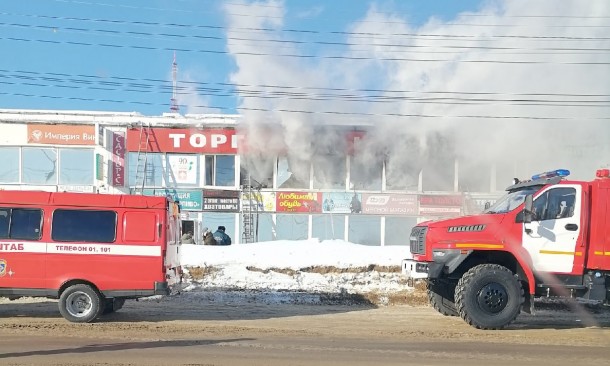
[58, 284, 104, 323]
[455, 264, 524, 330]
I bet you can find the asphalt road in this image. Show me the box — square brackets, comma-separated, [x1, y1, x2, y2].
[1, 295, 610, 365]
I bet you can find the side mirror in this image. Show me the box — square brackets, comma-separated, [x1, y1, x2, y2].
[484, 201, 491, 210]
[523, 194, 534, 224]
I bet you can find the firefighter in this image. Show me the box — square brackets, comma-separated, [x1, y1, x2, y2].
[213, 226, 232, 245]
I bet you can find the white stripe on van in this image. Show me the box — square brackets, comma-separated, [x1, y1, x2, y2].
[0, 242, 161, 257]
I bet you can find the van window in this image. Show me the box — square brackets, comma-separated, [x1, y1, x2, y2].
[0, 208, 42, 240]
[52, 209, 117, 243]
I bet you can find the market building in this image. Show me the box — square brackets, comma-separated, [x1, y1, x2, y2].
[0, 108, 501, 246]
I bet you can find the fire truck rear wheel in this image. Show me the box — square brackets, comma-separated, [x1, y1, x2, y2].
[59, 284, 104, 323]
[455, 264, 524, 330]
[427, 280, 458, 316]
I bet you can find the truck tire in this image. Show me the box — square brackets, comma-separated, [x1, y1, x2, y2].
[455, 264, 524, 330]
[427, 281, 458, 316]
[58, 284, 104, 323]
[102, 298, 126, 315]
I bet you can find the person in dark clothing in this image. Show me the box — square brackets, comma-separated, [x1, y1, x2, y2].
[213, 225, 232, 245]
[202, 227, 216, 245]
[350, 193, 362, 213]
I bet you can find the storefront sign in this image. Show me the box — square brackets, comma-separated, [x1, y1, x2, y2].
[141, 188, 203, 211]
[276, 192, 321, 213]
[58, 185, 95, 193]
[362, 194, 418, 215]
[126, 128, 238, 154]
[167, 155, 198, 184]
[27, 124, 96, 145]
[419, 194, 463, 216]
[111, 131, 125, 187]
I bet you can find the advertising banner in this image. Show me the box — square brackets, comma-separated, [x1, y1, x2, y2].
[111, 131, 125, 187]
[126, 128, 239, 154]
[241, 191, 276, 212]
[141, 188, 203, 211]
[362, 193, 418, 215]
[321, 192, 356, 214]
[276, 192, 321, 213]
[167, 154, 198, 184]
[27, 124, 96, 145]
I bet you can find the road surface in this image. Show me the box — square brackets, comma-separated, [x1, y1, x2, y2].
[1, 294, 610, 365]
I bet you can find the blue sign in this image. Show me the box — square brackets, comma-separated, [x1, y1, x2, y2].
[142, 188, 203, 211]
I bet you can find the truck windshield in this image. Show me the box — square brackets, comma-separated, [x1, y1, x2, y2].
[483, 186, 540, 214]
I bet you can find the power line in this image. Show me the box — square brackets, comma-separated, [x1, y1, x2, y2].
[2, 36, 609, 65]
[42, 0, 610, 26]
[2, 21, 610, 54]
[3, 89, 608, 121]
[2, 68, 610, 101]
[2, 11, 610, 42]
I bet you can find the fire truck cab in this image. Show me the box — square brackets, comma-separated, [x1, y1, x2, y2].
[402, 169, 610, 329]
[0, 190, 182, 323]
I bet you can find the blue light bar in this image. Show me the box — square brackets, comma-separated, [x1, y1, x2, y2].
[531, 169, 570, 180]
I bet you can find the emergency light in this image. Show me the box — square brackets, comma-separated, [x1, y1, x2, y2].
[531, 169, 570, 180]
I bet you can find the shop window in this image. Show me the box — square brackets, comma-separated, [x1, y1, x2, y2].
[22, 147, 57, 184]
[127, 152, 164, 187]
[312, 214, 345, 241]
[313, 153, 346, 189]
[0, 147, 19, 183]
[59, 149, 94, 185]
[205, 155, 235, 187]
[202, 212, 236, 242]
[350, 155, 382, 191]
[240, 154, 274, 188]
[275, 214, 308, 240]
[385, 217, 417, 246]
[277, 156, 310, 189]
[348, 215, 381, 246]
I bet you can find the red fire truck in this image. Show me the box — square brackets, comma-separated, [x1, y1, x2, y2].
[402, 169, 610, 329]
[0, 190, 182, 323]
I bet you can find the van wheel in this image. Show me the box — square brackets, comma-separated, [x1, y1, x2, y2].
[102, 298, 126, 314]
[59, 284, 103, 323]
[455, 264, 524, 330]
[427, 280, 458, 316]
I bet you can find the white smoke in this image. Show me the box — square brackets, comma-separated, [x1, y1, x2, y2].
[224, 0, 610, 190]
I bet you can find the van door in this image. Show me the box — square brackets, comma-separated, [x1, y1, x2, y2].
[0, 207, 46, 291]
[522, 185, 582, 274]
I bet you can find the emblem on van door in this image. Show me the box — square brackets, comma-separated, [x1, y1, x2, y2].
[0, 259, 6, 277]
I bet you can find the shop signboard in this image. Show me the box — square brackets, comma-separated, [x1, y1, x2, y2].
[126, 128, 239, 154]
[141, 188, 203, 211]
[27, 124, 96, 145]
[276, 191, 321, 213]
[362, 193, 418, 215]
[419, 194, 463, 216]
[111, 131, 125, 187]
[202, 189, 240, 212]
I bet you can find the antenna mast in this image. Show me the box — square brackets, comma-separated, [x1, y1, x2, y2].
[170, 51, 179, 113]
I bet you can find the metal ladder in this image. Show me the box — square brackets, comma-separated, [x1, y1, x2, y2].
[133, 122, 152, 195]
[241, 174, 257, 243]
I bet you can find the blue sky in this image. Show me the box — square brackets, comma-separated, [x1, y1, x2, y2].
[2, 0, 610, 181]
[0, 0, 485, 115]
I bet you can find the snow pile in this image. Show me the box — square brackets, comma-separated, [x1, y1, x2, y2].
[178, 240, 417, 305]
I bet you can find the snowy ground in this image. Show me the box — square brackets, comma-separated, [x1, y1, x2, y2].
[178, 239, 418, 305]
